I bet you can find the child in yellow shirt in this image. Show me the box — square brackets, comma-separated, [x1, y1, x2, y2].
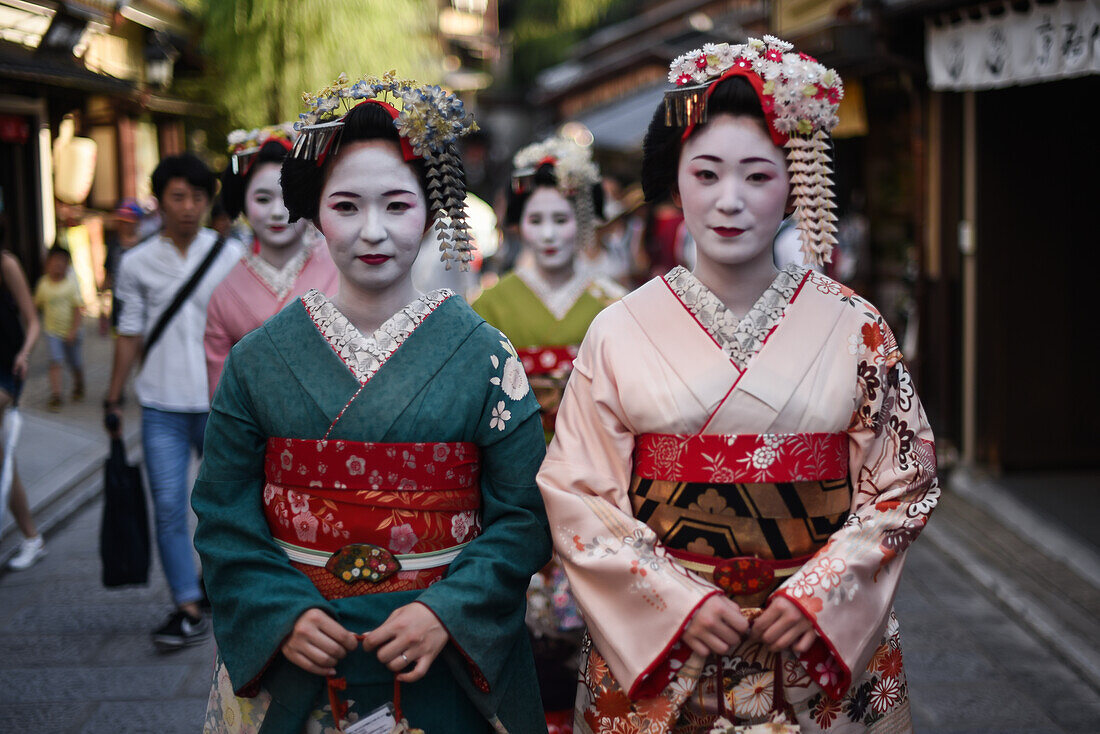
[33, 246, 84, 410]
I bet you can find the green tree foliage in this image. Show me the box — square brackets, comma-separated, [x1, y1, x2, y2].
[195, 0, 442, 130]
[503, 0, 640, 87]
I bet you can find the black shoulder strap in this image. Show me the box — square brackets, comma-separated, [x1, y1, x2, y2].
[141, 234, 227, 362]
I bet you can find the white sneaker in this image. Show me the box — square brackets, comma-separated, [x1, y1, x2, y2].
[8, 536, 46, 570]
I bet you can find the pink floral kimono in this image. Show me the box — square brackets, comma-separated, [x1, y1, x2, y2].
[205, 240, 338, 398]
[537, 265, 939, 733]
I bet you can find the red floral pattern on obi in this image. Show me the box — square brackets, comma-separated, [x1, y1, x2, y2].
[634, 432, 848, 484]
[517, 345, 577, 376]
[263, 438, 482, 567]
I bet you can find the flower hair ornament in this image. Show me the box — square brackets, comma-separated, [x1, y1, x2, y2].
[226, 123, 297, 176]
[292, 72, 479, 269]
[666, 35, 843, 266]
[511, 136, 602, 254]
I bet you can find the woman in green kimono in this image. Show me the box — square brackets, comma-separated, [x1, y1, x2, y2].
[471, 136, 620, 733]
[473, 136, 622, 441]
[193, 75, 551, 734]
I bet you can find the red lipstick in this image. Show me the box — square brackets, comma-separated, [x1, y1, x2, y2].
[358, 254, 391, 265]
[712, 226, 745, 238]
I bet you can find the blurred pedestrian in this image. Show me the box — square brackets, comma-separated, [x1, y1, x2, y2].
[194, 77, 548, 733]
[34, 245, 85, 411]
[103, 199, 145, 332]
[539, 36, 937, 731]
[1, 236, 45, 570]
[103, 152, 242, 651]
[472, 135, 621, 733]
[204, 126, 337, 398]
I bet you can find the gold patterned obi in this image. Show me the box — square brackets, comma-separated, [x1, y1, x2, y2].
[631, 432, 851, 607]
[263, 437, 481, 600]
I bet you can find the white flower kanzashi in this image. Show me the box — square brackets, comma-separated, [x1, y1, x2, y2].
[490, 401, 511, 431]
[512, 136, 600, 195]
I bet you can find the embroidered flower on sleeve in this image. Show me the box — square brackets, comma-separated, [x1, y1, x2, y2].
[500, 356, 530, 400]
[812, 557, 847, 590]
[490, 401, 511, 431]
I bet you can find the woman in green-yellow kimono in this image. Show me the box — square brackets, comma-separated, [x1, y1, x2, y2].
[472, 137, 622, 734]
[193, 75, 551, 734]
[473, 136, 623, 441]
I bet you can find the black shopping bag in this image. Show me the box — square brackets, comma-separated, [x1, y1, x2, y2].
[100, 419, 150, 587]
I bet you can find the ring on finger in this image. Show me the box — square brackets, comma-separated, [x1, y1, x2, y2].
[400, 652, 410, 664]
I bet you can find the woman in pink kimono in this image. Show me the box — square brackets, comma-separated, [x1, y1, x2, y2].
[205, 126, 338, 397]
[538, 36, 939, 733]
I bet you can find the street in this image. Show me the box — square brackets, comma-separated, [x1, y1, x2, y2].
[2, 325, 1099, 733]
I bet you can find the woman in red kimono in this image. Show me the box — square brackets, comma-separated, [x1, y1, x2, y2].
[538, 37, 938, 733]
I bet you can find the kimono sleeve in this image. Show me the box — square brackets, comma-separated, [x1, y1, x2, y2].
[415, 325, 552, 692]
[537, 316, 719, 699]
[204, 282, 234, 400]
[772, 315, 940, 699]
[192, 348, 335, 697]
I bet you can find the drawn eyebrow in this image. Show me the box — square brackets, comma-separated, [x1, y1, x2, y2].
[383, 189, 417, 197]
[691, 154, 722, 162]
[741, 157, 778, 165]
[327, 191, 361, 199]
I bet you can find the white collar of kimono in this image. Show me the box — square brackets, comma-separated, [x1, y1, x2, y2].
[301, 288, 454, 385]
[515, 265, 593, 321]
[663, 264, 806, 371]
[245, 241, 314, 300]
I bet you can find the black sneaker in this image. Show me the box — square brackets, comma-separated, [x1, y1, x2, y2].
[152, 610, 209, 652]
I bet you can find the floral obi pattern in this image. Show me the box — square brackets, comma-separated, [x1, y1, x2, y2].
[517, 345, 578, 438]
[630, 432, 851, 607]
[263, 438, 481, 599]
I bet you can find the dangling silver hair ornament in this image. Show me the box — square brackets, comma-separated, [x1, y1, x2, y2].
[292, 72, 480, 270]
[512, 136, 602, 255]
[665, 36, 843, 267]
[226, 122, 297, 176]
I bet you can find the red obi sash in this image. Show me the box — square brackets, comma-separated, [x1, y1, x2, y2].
[517, 345, 577, 377]
[633, 431, 849, 483]
[263, 438, 481, 598]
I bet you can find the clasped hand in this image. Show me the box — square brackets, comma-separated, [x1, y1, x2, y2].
[682, 594, 817, 657]
[281, 602, 448, 683]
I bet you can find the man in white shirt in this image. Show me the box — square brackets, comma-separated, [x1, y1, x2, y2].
[104, 153, 242, 651]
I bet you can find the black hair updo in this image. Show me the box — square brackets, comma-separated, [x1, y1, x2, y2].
[640, 75, 769, 203]
[280, 102, 433, 223]
[504, 162, 605, 227]
[220, 140, 292, 220]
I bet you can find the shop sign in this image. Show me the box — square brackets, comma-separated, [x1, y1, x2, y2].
[926, 0, 1099, 90]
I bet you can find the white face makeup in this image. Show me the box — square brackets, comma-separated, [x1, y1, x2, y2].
[676, 113, 790, 269]
[519, 186, 578, 274]
[244, 162, 306, 251]
[317, 140, 427, 293]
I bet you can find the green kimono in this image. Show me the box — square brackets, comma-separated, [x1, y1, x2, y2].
[471, 269, 619, 350]
[192, 288, 551, 734]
